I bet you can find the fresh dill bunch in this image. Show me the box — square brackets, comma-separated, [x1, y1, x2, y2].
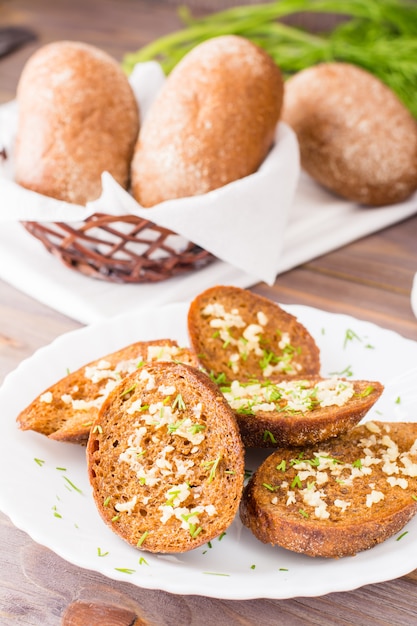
[122, 0, 417, 117]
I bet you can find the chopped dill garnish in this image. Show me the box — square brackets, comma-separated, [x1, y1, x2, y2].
[203, 455, 222, 483]
[276, 460, 286, 472]
[137, 530, 149, 547]
[343, 328, 362, 349]
[263, 482, 279, 492]
[263, 430, 277, 444]
[291, 475, 302, 489]
[356, 386, 375, 398]
[63, 476, 83, 494]
[97, 547, 109, 557]
[172, 393, 186, 411]
[329, 365, 353, 378]
[120, 384, 137, 397]
[396, 531, 408, 541]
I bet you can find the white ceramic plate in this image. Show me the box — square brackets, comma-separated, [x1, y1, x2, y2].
[1, 302, 417, 600]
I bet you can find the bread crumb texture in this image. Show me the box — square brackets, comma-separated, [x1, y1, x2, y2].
[222, 376, 383, 448]
[17, 339, 196, 443]
[87, 362, 245, 553]
[282, 62, 417, 206]
[131, 35, 283, 206]
[187, 285, 320, 383]
[240, 421, 417, 557]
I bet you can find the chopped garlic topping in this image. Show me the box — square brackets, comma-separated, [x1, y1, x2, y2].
[139, 368, 155, 390]
[366, 490, 385, 507]
[278, 331, 291, 350]
[202, 303, 302, 375]
[399, 455, 417, 477]
[40, 391, 53, 403]
[223, 378, 355, 414]
[257, 311, 268, 326]
[115, 495, 137, 515]
[146, 345, 181, 361]
[60, 393, 103, 410]
[387, 476, 409, 489]
[334, 499, 351, 512]
[158, 384, 176, 396]
[278, 424, 417, 521]
[365, 421, 381, 434]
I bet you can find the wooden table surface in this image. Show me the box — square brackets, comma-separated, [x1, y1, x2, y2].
[1, 1, 417, 624]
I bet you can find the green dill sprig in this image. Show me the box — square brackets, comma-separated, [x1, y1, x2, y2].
[62, 476, 83, 494]
[172, 393, 186, 411]
[122, 0, 417, 118]
[203, 454, 222, 483]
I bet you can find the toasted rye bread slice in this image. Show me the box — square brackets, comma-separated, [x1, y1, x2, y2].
[240, 421, 417, 558]
[87, 362, 245, 553]
[221, 376, 384, 447]
[17, 339, 197, 444]
[187, 286, 320, 383]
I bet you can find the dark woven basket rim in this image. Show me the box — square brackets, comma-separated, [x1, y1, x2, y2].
[22, 213, 215, 283]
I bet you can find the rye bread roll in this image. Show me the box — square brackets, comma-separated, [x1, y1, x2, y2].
[14, 40, 139, 205]
[282, 62, 417, 206]
[87, 362, 245, 553]
[131, 35, 283, 207]
[240, 421, 417, 558]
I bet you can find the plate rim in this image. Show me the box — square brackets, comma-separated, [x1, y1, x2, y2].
[1, 301, 417, 600]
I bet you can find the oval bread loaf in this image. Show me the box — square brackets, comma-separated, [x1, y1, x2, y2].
[131, 35, 283, 207]
[282, 62, 417, 206]
[240, 421, 417, 558]
[87, 362, 245, 553]
[14, 40, 140, 205]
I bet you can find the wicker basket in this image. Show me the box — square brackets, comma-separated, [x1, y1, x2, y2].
[22, 215, 215, 284]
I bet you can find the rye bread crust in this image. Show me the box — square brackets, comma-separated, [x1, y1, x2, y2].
[187, 285, 320, 383]
[17, 339, 197, 444]
[131, 35, 283, 207]
[240, 421, 417, 558]
[87, 362, 245, 553]
[224, 376, 384, 448]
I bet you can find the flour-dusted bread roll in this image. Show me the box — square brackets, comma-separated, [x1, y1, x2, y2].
[282, 62, 417, 206]
[131, 35, 283, 207]
[14, 41, 140, 205]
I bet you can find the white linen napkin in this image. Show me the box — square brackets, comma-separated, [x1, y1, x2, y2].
[0, 62, 300, 286]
